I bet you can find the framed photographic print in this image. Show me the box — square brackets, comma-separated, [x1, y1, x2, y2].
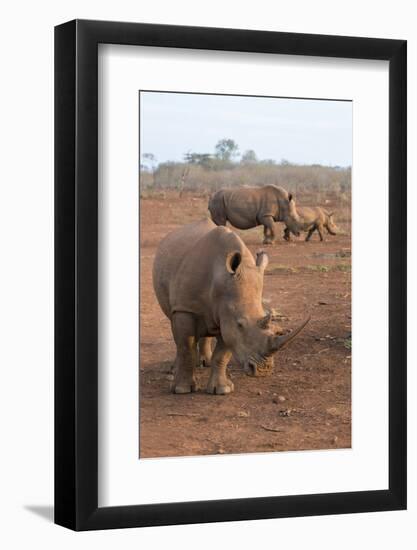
[55, 20, 406, 530]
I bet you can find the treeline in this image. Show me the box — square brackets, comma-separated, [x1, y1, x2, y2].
[140, 139, 351, 197]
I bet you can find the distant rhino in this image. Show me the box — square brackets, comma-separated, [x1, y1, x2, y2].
[152, 218, 309, 394]
[284, 201, 337, 242]
[208, 185, 293, 244]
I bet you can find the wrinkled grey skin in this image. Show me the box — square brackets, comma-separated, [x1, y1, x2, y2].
[152, 219, 309, 395]
[284, 201, 337, 242]
[208, 185, 292, 245]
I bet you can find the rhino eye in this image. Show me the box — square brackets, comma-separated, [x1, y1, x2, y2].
[237, 318, 247, 330]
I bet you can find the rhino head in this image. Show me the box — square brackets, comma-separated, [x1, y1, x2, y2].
[326, 212, 338, 235]
[215, 249, 309, 375]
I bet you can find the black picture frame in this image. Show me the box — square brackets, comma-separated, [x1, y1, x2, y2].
[55, 19, 407, 531]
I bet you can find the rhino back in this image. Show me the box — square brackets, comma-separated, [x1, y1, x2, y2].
[153, 219, 253, 329]
[171, 225, 253, 324]
[297, 206, 323, 223]
[222, 186, 281, 229]
[152, 218, 216, 319]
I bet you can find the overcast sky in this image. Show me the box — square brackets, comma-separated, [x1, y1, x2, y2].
[140, 91, 352, 167]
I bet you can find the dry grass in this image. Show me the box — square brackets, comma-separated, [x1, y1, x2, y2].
[140, 162, 351, 202]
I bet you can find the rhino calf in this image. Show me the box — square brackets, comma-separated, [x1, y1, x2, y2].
[284, 202, 337, 242]
[208, 185, 292, 245]
[152, 219, 309, 395]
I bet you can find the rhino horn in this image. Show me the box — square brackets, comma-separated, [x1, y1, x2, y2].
[270, 316, 311, 352]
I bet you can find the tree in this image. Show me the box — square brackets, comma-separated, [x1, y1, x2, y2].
[241, 149, 258, 164]
[184, 152, 212, 167]
[214, 139, 239, 161]
[141, 153, 157, 186]
[142, 153, 157, 171]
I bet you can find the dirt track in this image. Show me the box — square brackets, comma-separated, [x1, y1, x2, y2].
[139, 193, 351, 458]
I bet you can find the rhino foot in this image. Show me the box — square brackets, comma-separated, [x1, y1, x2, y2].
[262, 238, 274, 246]
[206, 375, 234, 395]
[171, 377, 197, 394]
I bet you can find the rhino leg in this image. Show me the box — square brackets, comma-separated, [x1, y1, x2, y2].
[305, 227, 315, 241]
[317, 224, 324, 241]
[283, 227, 291, 241]
[198, 337, 212, 368]
[171, 312, 198, 394]
[206, 338, 234, 395]
[261, 215, 275, 245]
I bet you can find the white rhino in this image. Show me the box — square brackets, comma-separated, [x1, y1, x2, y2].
[284, 199, 338, 242]
[152, 218, 309, 394]
[208, 185, 293, 244]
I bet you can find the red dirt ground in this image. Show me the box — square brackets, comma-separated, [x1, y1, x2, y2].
[139, 192, 351, 458]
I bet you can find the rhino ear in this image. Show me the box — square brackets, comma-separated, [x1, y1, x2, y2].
[256, 250, 269, 271]
[288, 193, 293, 202]
[226, 251, 242, 274]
